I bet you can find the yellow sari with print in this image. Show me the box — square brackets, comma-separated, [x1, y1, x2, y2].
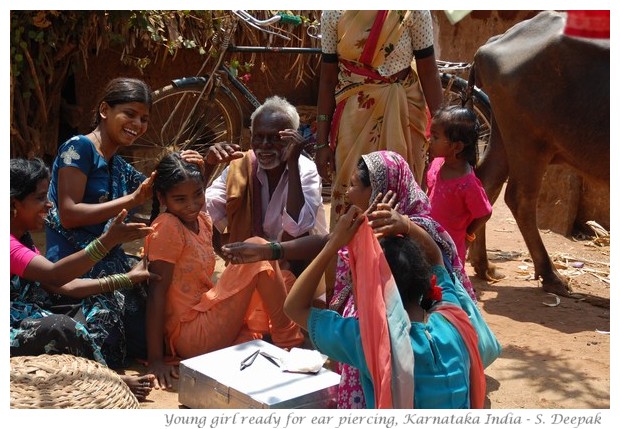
[329, 11, 428, 225]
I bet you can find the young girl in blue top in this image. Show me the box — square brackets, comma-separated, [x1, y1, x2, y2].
[45, 77, 156, 367]
[284, 205, 501, 409]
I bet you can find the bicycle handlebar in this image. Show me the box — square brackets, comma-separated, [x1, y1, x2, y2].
[233, 10, 302, 26]
[232, 10, 302, 41]
[233, 10, 280, 27]
[277, 12, 302, 26]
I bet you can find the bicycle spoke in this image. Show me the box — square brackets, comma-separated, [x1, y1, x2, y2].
[120, 82, 243, 186]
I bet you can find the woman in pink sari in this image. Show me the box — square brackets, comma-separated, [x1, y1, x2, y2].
[328, 150, 477, 408]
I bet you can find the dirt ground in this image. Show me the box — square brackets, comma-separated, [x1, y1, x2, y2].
[122, 185, 610, 410]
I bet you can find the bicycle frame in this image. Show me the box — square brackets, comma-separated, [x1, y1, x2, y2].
[224, 45, 321, 110]
[141, 11, 493, 180]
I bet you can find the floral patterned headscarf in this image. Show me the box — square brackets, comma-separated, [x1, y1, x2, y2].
[361, 150, 476, 301]
[328, 150, 476, 409]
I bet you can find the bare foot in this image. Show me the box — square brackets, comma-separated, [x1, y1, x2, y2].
[121, 374, 156, 401]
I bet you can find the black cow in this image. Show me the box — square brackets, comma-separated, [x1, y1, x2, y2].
[468, 11, 610, 296]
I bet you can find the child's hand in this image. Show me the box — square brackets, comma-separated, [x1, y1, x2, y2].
[221, 241, 271, 264]
[329, 205, 365, 249]
[101, 209, 153, 247]
[205, 143, 244, 165]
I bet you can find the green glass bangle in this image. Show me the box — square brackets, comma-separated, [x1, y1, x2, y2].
[316, 114, 331, 122]
[268, 241, 283, 260]
[85, 238, 108, 262]
[315, 143, 329, 150]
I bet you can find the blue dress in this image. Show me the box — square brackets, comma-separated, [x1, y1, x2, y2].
[43, 135, 147, 368]
[308, 265, 501, 409]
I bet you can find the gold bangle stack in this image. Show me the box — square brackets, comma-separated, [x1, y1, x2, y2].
[85, 238, 108, 262]
[97, 273, 134, 293]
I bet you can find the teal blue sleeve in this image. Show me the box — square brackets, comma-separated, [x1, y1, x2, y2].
[432, 265, 502, 368]
[307, 307, 367, 369]
[307, 308, 377, 408]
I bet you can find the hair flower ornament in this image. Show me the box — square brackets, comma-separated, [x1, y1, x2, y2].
[426, 274, 443, 302]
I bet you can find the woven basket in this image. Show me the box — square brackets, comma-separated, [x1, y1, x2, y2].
[10, 354, 139, 409]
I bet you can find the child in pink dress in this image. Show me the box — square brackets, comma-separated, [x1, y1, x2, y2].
[426, 105, 493, 266]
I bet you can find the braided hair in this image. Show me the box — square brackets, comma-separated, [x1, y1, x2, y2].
[379, 235, 433, 310]
[149, 152, 205, 224]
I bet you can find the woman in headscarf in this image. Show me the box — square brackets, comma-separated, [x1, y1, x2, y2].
[221, 150, 478, 408]
[327, 150, 477, 408]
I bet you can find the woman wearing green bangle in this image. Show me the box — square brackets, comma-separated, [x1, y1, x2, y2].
[10, 158, 157, 401]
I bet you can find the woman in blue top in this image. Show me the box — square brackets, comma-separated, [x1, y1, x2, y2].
[44, 77, 156, 367]
[284, 205, 501, 408]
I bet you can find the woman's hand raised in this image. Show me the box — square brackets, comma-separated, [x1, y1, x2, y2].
[100, 209, 153, 248]
[366, 190, 409, 238]
[205, 143, 244, 165]
[131, 171, 157, 208]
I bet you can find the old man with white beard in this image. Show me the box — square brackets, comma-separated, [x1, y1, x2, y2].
[203, 95, 328, 344]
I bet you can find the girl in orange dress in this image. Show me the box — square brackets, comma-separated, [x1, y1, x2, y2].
[144, 152, 302, 390]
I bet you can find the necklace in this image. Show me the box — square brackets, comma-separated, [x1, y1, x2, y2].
[90, 130, 114, 201]
[91, 131, 104, 155]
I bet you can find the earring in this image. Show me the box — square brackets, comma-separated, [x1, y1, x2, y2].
[11, 208, 17, 218]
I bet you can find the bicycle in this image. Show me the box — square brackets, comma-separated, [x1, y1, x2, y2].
[122, 10, 491, 185]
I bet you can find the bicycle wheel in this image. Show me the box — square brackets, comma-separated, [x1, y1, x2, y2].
[440, 73, 492, 165]
[120, 79, 243, 186]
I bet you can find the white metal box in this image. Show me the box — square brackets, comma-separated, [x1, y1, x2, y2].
[178, 339, 340, 409]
